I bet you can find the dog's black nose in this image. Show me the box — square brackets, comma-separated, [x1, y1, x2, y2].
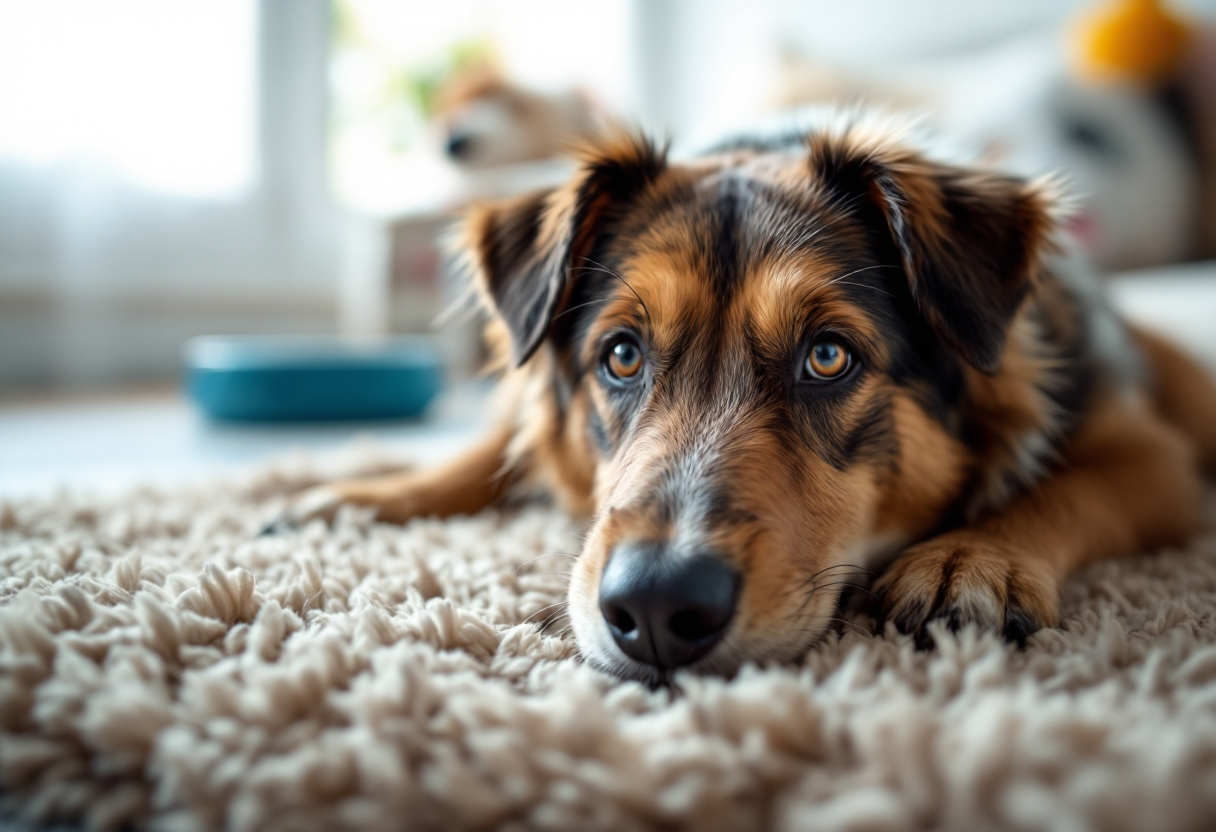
[445, 133, 474, 159]
[599, 543, 739, 670]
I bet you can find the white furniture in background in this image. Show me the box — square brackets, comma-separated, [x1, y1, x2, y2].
[1111, 261, 1216, 368]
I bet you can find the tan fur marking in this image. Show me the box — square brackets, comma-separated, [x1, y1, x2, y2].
[878, 395, 1202, 635]
[1133, 325, 1216, 473]
[301, 425, 514, 524]
[874, 392, 969, 541]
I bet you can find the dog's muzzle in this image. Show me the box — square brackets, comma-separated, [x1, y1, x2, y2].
[598, 542, 740, 670]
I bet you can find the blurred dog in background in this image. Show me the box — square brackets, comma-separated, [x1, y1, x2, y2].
[434, 65, 600, 170]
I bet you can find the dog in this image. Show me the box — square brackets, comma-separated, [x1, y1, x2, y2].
[435, 66, 599, 170]
[280, 113, 1216, 684]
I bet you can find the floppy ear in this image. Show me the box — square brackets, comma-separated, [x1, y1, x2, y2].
[463, 131, 666, 367]
[809, 131, 1056, 374]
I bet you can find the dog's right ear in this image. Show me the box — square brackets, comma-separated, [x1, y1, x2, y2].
[463, 131, 666, 367]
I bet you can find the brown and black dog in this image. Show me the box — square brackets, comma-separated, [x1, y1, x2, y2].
[283, 115, 1216, 683]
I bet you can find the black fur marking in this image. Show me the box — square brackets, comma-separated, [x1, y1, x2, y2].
[841, 395, 899, 468]
[587, 405, 612, 456]
[1002, 607, 1040, 648]
[704, 176, 746, 302]
[702, 489, 761, 530]
[479, 190, 554, 367]
[1002, 572, 1042, 648]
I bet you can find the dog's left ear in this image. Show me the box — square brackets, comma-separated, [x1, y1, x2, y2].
[809, 131, 1056, 374]
[463, 131, 666, 367]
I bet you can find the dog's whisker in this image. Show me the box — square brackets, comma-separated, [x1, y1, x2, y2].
[520, 601, 568, 626]
[828, 617, 873, 637]
[792, 564, 871, 595]
[539, 609, 569, 628]
[824, 264, 900, 288]
[551, 297, 617, 322]
[514, 552, 578, 575]
[810, 563, 875, 579]
[576, 257, 652, 321]
[791, 570, 878, 618]
[829, 280, 897, 298]
[814, 581, 879, 601]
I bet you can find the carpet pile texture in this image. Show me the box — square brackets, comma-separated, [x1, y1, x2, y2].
[3, 456, 1216, 832]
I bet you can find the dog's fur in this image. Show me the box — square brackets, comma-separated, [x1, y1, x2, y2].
[284, 116, 1216, 682]
[435, 66, 599, 169]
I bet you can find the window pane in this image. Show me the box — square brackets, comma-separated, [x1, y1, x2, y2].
[0, 0, 256, 197]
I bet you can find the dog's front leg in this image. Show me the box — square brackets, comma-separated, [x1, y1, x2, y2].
[268, 425, 515, 530]
[875, 397, 1204, 646]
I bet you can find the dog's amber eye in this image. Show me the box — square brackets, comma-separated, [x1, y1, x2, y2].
[605, 337, 643, 381]
[804, 341, 851, 380]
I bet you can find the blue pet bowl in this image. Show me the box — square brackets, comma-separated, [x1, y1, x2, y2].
[184, 335, 444, 422]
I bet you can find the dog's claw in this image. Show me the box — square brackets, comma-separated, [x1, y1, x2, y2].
[258, 486, 342, 537]
[258, 517, 296, 537]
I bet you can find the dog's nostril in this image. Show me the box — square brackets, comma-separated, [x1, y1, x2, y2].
[446, 133, 474, 159]
[605, 605, 637, 636]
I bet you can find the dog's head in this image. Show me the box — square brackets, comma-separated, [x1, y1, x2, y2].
[464, 122, 1055, 682]
[435, 67, 597, 170]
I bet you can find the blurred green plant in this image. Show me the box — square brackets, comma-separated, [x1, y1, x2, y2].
[332, 0, 494, 118]
[403, 40, 496, 117]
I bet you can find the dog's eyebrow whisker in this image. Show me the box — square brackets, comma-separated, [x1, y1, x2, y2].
[784, 221, 829, 252]
[824, 264, 901, 288]
[829, 281, 897, 299]
[566, 266, 650, 320]
[576, 257, 652, 322]
[578, 256, 626, 282]
[551, 297, 617, 323]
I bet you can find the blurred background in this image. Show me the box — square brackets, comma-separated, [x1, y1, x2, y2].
[3, 0, 1216, 495]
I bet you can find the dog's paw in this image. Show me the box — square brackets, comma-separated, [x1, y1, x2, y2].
[874, 532, 1058, 648]
[260, 485, 345, 535]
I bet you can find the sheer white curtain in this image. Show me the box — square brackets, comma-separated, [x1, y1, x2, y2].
[0, 0, 342, 389]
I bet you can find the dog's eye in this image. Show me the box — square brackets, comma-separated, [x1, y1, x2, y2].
[605, 337, 644, 382]
[803, 340, 851, 381]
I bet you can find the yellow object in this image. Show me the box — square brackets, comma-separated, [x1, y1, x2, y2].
[1073, 0, 1191, 85]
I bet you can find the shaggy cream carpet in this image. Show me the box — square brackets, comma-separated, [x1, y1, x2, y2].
[4, 455, 1216, 832]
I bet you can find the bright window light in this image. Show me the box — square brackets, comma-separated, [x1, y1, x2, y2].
[0, 0, 256, 198]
